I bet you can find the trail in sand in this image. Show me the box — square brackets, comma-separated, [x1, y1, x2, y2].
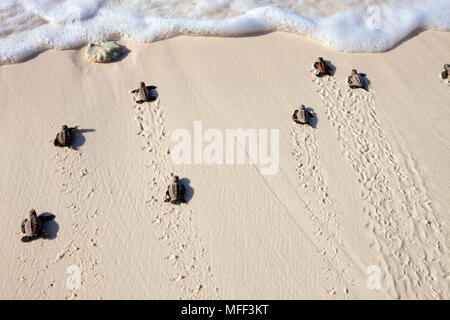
[52, 145, 103, 299]
[131, 95, 220, 299]
[290, 116, 362, 297]
[312, 73, 449, 299]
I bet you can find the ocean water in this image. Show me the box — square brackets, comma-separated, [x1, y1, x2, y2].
[0, 0, 449, 62]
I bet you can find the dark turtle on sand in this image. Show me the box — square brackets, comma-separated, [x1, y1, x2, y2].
[348, 69, 367, 90]
[314, 57, 332, 77]
[292, 105, 314, 126]
[129, 82, 157, 104]
[441, 64, 450, 80]
[54, 125, 78, 148]
[165, 175, 186, 204]
[20, 209, 55, 243]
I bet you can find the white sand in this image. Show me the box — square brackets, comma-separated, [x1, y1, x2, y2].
[0, 30, 449, 299]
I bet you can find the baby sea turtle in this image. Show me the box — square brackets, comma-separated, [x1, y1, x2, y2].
[165, 176, 186, 204]
[54, 125, 78, 148]
[128, 82, 157, 104]
[20, 209, 55, 243]
[348, 69, 367, 90]
[292, 105, 314, 126]
[313, 57, 332, 77]
[441, 64, 450, 80]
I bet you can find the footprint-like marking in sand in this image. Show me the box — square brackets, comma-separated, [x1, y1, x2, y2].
[313, 74, 449, 299]
[17, 145, 102, 299]
[132, 97, 220, 299]
[53, 147, 103, 299]
[290, 123, 358, 296]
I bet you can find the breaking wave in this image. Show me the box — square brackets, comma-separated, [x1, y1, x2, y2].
[0, 0, 449, 62]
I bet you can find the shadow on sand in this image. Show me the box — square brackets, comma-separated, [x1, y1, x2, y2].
[71, 128, 96, 150]
[40, 212, 59, 240]
[180, 178, 194, 204]
[305, 107, 318, 128]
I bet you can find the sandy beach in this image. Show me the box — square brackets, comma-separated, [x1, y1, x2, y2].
[0, 29, 449, 299]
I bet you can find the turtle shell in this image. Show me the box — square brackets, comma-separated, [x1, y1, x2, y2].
[351, 73, 364, 87]
[23, 211, 42, 237]
[138, 86, 152, 102]
[297, 109, 309, 124]
[316, 60, 328, 74]
[169, 182, 185, 202]
[57, 128, 72, 147]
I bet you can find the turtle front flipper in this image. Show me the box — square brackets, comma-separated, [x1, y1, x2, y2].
[54, 137, 62, 147]
[292, 110, 302, 124]
[164, 188, 171, 202]
[347, 76, 352, 85]
[442, 71, 448, 80]
[21, 235, 38, 243]
[21, 219, 27, 233]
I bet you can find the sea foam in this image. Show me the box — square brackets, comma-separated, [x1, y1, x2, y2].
[0, 0, 449, 63]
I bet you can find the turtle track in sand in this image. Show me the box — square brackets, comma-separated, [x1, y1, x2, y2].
[132, 98, 220, 299]
[290, 123, 358, 297]
[16, 147, 102, 299]
[312, 74, 449, 299]
[16, 145, 102, 299]
[53, 148, 103, 299]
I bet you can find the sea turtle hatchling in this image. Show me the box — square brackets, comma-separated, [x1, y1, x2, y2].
[441, 64, 450, 80]
[165, 175, 186, 204]
[292, 105, 314, 126]
[348, 69, 367, 90]
[54, 125, 78, 148]
[128, 82, 157, 104]
[20, 209, 55, 243]
[313, 57, 332, 77]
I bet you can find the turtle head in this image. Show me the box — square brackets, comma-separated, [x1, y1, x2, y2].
[351, 69, 357, 75]
[29, 209, 37, 218]
[301, 104, 306, 110]
[318, 57, 323, 62]
[140, 81, 146, 89]
[62, 125, 68, 131]
[173, 175, 179, 183]
[445, 64, 450, 72]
